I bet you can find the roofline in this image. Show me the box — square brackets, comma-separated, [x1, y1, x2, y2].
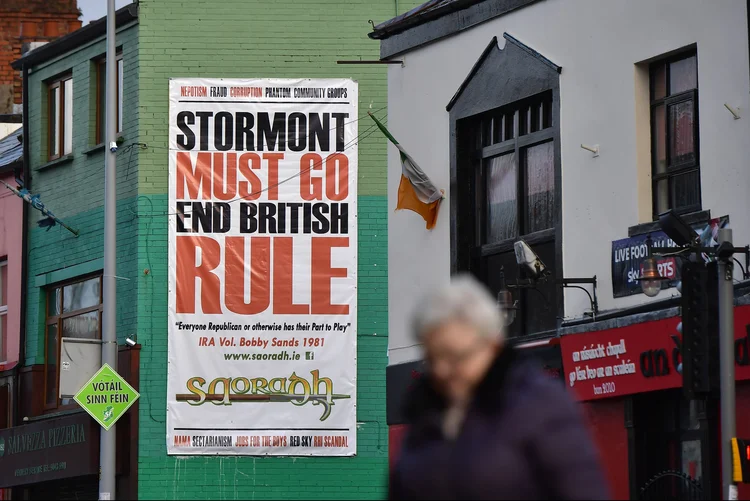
[11, 3, 137, 70]
[369, 0, 543, 60]
[0, 160, 23, 177]
[369, 0, 478, 40]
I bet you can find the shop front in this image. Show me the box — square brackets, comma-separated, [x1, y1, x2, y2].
[560, 302, 750, 500]
[0, 412, 100, 499]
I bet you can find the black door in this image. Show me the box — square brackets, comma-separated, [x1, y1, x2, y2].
[629, 389, 719, 500]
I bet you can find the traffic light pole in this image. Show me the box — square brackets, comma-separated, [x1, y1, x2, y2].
[718, 228, 736, 500]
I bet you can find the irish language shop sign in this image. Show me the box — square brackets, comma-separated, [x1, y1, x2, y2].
[74, 364, 139, 431]
[167, 78, 358, 456]
[560, 305, 750, 401]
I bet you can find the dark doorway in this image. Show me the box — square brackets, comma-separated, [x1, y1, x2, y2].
[628, 389, 719, 500]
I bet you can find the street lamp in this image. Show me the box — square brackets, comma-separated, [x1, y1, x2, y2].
[639, 253, 667, 297]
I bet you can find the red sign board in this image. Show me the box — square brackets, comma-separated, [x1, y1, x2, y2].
[561, 304, 750, 401]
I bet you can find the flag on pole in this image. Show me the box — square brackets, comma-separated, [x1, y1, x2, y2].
[368, 112, 444, 230]
[0, 180, 79, 236]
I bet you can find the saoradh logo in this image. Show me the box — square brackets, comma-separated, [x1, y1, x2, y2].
[175, 370, 350, 421]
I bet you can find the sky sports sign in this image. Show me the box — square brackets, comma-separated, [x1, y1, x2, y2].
[610, 216, 729, 298]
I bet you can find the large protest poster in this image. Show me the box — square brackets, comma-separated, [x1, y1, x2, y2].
[167, 78, 358, 456]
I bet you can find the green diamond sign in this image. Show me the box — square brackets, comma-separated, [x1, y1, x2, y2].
[74, 363, 139, 431]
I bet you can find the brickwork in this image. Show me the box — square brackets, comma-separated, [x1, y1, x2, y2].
[0, 0, 81, 113]
[135, 0, 420, 498]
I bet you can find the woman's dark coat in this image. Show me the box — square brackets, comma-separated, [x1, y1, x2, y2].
[389, 348, 610, 500]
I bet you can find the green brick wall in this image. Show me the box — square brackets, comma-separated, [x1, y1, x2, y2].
[24, 23, 140, 371]
[135, 0, 419, 498]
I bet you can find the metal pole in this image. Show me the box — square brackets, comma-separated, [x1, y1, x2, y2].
[718, 228, 736, 500]
[99, 0, 117, 499]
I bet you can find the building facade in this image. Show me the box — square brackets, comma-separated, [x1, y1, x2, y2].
[6, 7, 140, 498]
[0, 127, 24, 430]
[370, 0, 750, 498]
[7, 0, 423, 499]
[134, 0, 421, 498]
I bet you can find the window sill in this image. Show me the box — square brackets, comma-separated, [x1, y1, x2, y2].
[628, 209, 711, 237]
[37, 154, 74, 171]
[83, 143, 106, 155]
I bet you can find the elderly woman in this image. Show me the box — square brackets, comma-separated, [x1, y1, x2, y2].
[389, 274, 609, 500]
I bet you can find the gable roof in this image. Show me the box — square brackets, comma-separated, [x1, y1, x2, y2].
[446, 33, 561, 112]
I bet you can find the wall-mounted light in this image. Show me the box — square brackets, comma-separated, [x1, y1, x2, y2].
[580, 143, 599, 157]
[502, 240, 599, 319]
[724, 103, 741, 120]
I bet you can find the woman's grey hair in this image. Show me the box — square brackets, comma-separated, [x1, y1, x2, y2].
[412, 273, 505, 342]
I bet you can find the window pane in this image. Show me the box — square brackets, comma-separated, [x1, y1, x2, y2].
[542, 98, 552, 129]
[486, 153, 517, 243]
[670, 170, 700, 211]
[525, 142, 555, 233]
[669, 100, 695, 165]
[0, 262, 6, 307]
[682, 440, 702, 481]
[651, 62, 667, 100]
[46, 324, 58, 405]
[48, 288, 62, 316]
[654, 179, 669, 215]
[652, 104, 667, 174]
[118, 58, 124, 132]
[530, 101, 541, 133]
[50, 86, 60, 157]
[62, 311, 99, 340]
[63, 79, 73, 155]
[482, 118, 493, 147]
[98, 63, 106, 143]
[670, 55, 697, 95]
[504, 113, 514, 141]
[63, 277, 100, 313]
[519, 106, 529, 137]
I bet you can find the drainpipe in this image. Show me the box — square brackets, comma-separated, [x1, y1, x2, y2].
[14, 62, 31, 428]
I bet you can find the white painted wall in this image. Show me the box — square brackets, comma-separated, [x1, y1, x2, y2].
[386, 0, 750, 365]
[0, 123, 21, 140]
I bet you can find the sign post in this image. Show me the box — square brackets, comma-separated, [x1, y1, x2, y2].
[74, 364, 139, 432]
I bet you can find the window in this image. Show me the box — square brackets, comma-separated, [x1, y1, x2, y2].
[462, 91, 558, 337]
[96, 54, 124, 144]
[0, 259, 6, 362]
[48, 75, 73, 160]
[650, 51, 700, 217]
[45, 275, 102, 409]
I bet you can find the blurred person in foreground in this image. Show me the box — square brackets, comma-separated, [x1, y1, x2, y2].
[388, 274, 610, 500]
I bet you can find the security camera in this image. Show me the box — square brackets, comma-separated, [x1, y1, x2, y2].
[109, 141, 118, 153]
[125, 337, 136, 347]
[514, 240, 547, 279]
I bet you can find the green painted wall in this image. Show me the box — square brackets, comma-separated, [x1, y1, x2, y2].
[135, 0, 419, 499]
[24, 22, 140, 374]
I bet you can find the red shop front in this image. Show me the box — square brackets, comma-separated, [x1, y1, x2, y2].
[560, 303, 750, 500]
